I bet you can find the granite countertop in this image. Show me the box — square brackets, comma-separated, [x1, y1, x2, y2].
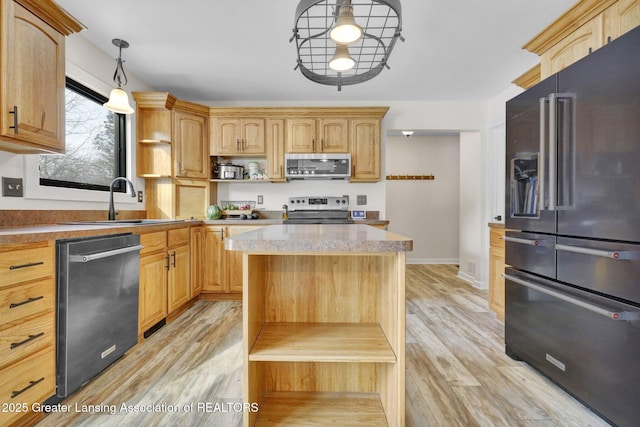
[203, 218, 389, 226]
[224, 224, 412, 253]
[0, 220, 199, 245]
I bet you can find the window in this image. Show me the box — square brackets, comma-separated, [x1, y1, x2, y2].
[39, 78, 126, 192]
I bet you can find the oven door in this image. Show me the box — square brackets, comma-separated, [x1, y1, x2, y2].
[504, 268, 640, 427]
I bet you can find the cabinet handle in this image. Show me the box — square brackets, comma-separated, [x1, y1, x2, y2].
[11, 377, 45, 399]
[321, 139, 324, 151]
[177, 161, 182, 173]
[236, 139, 240, 151]
[9, 261, 44, 270]
[171, 252, 177, 268]
[11, 332, 45, 349]
[242, 139, 246, 151]
[165, 254, 171, 271]
[312, 138, 315, 151]
[280, 165, 283, 176]
[9, 296, 44, 309]
[9, 106, 18, 133]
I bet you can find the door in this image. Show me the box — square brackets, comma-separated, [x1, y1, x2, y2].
[555, 26, 640, 242]
[202, 227, 225, 292]
[173, 111, 208, 179]
[318, 119, 348, 152]
[241, 119, 266, 154]
[350, 119, 380, 181]
[286, 119, 316, 152]
[505, 75, 557, 233]
[167, 244, 190, 313]
[3, 2, 65, 152]
[504, 268, 640, 427]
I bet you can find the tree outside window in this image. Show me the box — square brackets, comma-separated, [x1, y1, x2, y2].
[39, 78, 126, 192]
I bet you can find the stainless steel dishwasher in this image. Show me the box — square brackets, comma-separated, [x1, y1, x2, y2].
[54, 233, 142, 398]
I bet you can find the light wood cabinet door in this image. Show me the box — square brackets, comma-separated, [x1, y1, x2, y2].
[604, 0, 640, 41]
[211, 118, 265, 155]
[1, 2, 65, 153]
[190, 226, 203, 298]
[173, 110, 208, 179]
[266, 119, 286, 181]
[167, 243, 190, 313]
[286, 118, 316, 153]
[139, 251, 168, 333]
[318, 119, 349, 152]
[540, 14, 604, 78]
[488, 227, 506, 320]
[350, 119, 381, 182]
[202, 227, 226, 292]
[212, 118, 242, 154]
[241, 118, 266, 154]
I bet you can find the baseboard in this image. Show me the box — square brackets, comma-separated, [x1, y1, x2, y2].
[407, 258, 458, 265]
[456, 270, 486, 290]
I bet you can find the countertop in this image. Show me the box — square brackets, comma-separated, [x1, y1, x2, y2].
[224, 224, 412, 253]
[0, 219, 390, 246]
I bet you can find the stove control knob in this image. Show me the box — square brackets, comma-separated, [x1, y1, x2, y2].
[341, 200, 346, 204]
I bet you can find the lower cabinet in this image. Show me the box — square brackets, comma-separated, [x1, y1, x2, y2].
[0, 240, 56, 426]
[488, 226, 507, 320]
[138, 227, 192, 338]
[202, 225, 264, 295]
[167, 228, 191, 313]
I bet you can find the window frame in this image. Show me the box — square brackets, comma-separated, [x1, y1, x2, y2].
[38, 77, 127, 193]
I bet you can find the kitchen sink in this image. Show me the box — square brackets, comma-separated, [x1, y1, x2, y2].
[60, 219, 186, 226]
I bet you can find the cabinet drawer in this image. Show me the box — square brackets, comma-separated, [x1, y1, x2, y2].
[489, 228, 505, 248]
[0, 279, 54, 325]
[0, 313, 54, 370]
[0, 347, 55, 426]
[168, 227, 189, 247]
[139, 231, 166, 255]
[0, 243, 54, 288]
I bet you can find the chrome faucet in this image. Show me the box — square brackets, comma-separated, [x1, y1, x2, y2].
[108, 177, 136, 220]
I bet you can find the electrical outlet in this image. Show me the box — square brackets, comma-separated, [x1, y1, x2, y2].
[356, 195, 367, 205]
[257, 195, 264, 205]
[137, 191, 143, 202]
[2, 177, 23, 197]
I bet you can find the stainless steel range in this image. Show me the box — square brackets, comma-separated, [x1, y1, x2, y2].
[283, 196, 353, 224]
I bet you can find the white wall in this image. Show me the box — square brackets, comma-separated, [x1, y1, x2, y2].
[385, 135, 460, 264]
[458, 132, 483, 287]
[0, 34, 153, 211]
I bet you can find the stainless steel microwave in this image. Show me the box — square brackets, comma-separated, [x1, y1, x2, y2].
[285, 153, 351, 180]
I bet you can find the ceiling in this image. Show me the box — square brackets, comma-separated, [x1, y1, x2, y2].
[55, 0, 577, 103]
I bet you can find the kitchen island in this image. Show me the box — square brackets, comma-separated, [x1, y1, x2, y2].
[225, 224, 412, 427]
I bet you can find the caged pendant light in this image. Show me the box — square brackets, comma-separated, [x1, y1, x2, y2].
[291, 0, 404, 91]
[103, 38, 134, 115]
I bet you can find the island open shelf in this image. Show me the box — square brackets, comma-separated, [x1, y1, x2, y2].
[225, 225, 412, 427]
[249, 322, 397, 363]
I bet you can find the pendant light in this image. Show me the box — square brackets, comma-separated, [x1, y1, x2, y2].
[329, 0, 363, 44]
[292, 0, 404, 91]
[103, 38, 134, 115]
[329, 44, 355, 71]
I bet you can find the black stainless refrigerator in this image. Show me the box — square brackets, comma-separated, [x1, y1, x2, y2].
[504, 26, 640, 427]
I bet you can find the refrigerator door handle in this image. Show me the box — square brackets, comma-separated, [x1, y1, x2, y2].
[502, 236, 540, 246]
[539, 97, 548, 211]
[548, 93, 557, 211]
[504, 273, 639, 321]
[555, 244, 640, 260]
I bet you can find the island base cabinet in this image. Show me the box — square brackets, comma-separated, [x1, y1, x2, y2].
[243, 253, 405, 427]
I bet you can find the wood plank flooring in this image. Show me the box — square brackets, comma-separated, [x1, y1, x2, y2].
[36, 265, 610, 427]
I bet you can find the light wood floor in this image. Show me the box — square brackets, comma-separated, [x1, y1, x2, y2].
[36, 265, 610, 426]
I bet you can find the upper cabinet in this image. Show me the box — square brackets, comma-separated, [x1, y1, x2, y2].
[210, 118, 265, 155]
[208, 106, 388, 182]
[133, 92, 210, 179]
[350, 119, 381, 182]
[515, 0, 640, 86]
[0, 0, 84, 154]
[173, 106, 209, 179]
[285, 118, 349, 153]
